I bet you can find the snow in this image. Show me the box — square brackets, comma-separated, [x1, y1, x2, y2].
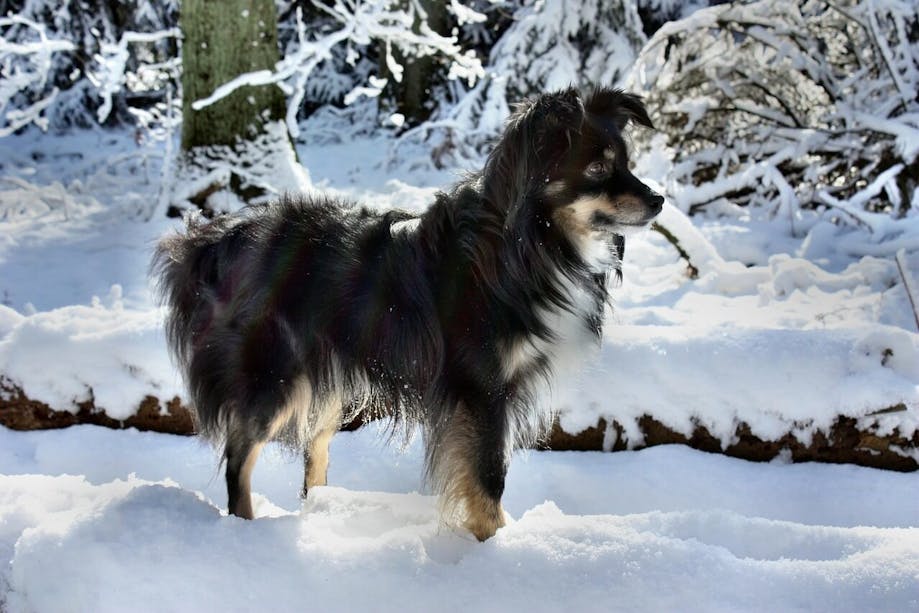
[2, 3, 918, 610]
[0, 291, 180, 419]
[559, 324, 919, 447]
[0, 121, 917, 611]
[1, 425, 918, 612]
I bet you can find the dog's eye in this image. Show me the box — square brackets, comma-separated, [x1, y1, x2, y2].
[584, 160, 610, 179]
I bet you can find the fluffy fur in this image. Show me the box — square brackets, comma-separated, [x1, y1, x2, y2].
[153, 86, 663, 540]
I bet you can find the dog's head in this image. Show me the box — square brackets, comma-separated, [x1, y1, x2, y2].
[543, 88, 663, 233]
[485, 87, 663, 272]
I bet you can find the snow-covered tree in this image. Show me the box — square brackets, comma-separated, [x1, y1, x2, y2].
[170, 0, 307, 214]
[398, 0, 648, 169]
[629, 0, 919, 222]
[1, 0, 178, 131]
[170, 0, 487, 213]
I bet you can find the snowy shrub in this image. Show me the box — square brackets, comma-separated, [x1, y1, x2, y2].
[472, 0, 645, 108]
[1, 0, 178, 131]
[630, 0, 919, 220]
[635, 0, 710, 35]
[394, 0, 649, 169]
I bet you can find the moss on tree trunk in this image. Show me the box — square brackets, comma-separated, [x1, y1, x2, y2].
[180, 0, 286, 151]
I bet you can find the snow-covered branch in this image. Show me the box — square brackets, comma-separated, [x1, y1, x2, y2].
[0, 15, 75, 136]
[630, 0, 919, 220]
[2, 2, 180, 135]
[87, 28, 181, 123]
[192, 1, 486, 138]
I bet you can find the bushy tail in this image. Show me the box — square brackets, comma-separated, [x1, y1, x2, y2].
[151, 214, 245, 372]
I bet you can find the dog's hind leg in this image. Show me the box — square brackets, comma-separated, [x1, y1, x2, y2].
[225, 397, 296, 518]
[301, 428, 335, 497]
[430, 402, 509, 541]
[300, 396, 343, 498]
[225, 433, 266, 520]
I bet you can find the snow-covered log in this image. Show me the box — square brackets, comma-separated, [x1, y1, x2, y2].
[2, 383, 916, 472]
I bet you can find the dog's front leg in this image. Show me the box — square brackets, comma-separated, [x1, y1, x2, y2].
[431, 401, 509, 541]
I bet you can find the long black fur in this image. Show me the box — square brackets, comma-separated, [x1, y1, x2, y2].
[153, 86, 663, 538]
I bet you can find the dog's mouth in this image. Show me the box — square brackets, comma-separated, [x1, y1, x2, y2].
[589, 210, 655, 233]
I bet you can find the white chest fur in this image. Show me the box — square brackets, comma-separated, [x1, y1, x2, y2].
[500, 273, 602, 381]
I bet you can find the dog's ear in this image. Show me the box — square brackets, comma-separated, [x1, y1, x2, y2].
[525, 87, 585, 167]
[584, 88, 654, 131]
[484, 88, 584, 210]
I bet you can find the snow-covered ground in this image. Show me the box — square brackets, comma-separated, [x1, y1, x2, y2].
[1, 116, 919, 610]
[2, 424, 918, 612]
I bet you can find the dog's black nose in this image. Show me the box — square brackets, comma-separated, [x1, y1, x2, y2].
[649, 192, 664, 213]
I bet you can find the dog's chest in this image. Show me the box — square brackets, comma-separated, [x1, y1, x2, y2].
[500, 277, 602, 381]
[576, 231, 620, 274]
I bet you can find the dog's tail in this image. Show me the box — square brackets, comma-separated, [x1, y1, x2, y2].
[151, 213, 246, 373]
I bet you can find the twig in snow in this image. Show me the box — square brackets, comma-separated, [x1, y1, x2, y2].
[895, 249, 919, 333]
[652, 222, 699, 279]
[815, 191, 875, 233]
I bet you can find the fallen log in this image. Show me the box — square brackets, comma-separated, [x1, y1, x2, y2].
[2, 381, 916, 472]
[0, 381, 193, 436]
[543, 412, 919, 472]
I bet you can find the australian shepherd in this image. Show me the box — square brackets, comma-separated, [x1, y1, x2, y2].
[153, 86, 663, 540]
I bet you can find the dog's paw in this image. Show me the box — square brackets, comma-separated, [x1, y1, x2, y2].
[464, 505, 509, 542]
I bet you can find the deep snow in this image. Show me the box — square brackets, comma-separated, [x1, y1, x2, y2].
[1, 425, 918, 612]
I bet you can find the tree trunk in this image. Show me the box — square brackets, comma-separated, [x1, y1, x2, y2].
[173, 0, 308, 215]
[382, 0, 449, 126]
[180, 0, 285, 150]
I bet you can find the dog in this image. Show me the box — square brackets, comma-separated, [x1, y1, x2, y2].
[153, 86, 663, 541]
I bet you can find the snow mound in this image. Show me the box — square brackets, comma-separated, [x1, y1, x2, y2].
[0, 290, 180, 418]
[2, 427, 918, 612]
[3, 472, 917, 612]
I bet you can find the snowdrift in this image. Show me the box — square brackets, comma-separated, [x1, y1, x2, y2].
[2, 426, 918, 612]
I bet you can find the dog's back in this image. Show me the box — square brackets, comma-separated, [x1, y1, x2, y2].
[154, 196, 438, 444]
